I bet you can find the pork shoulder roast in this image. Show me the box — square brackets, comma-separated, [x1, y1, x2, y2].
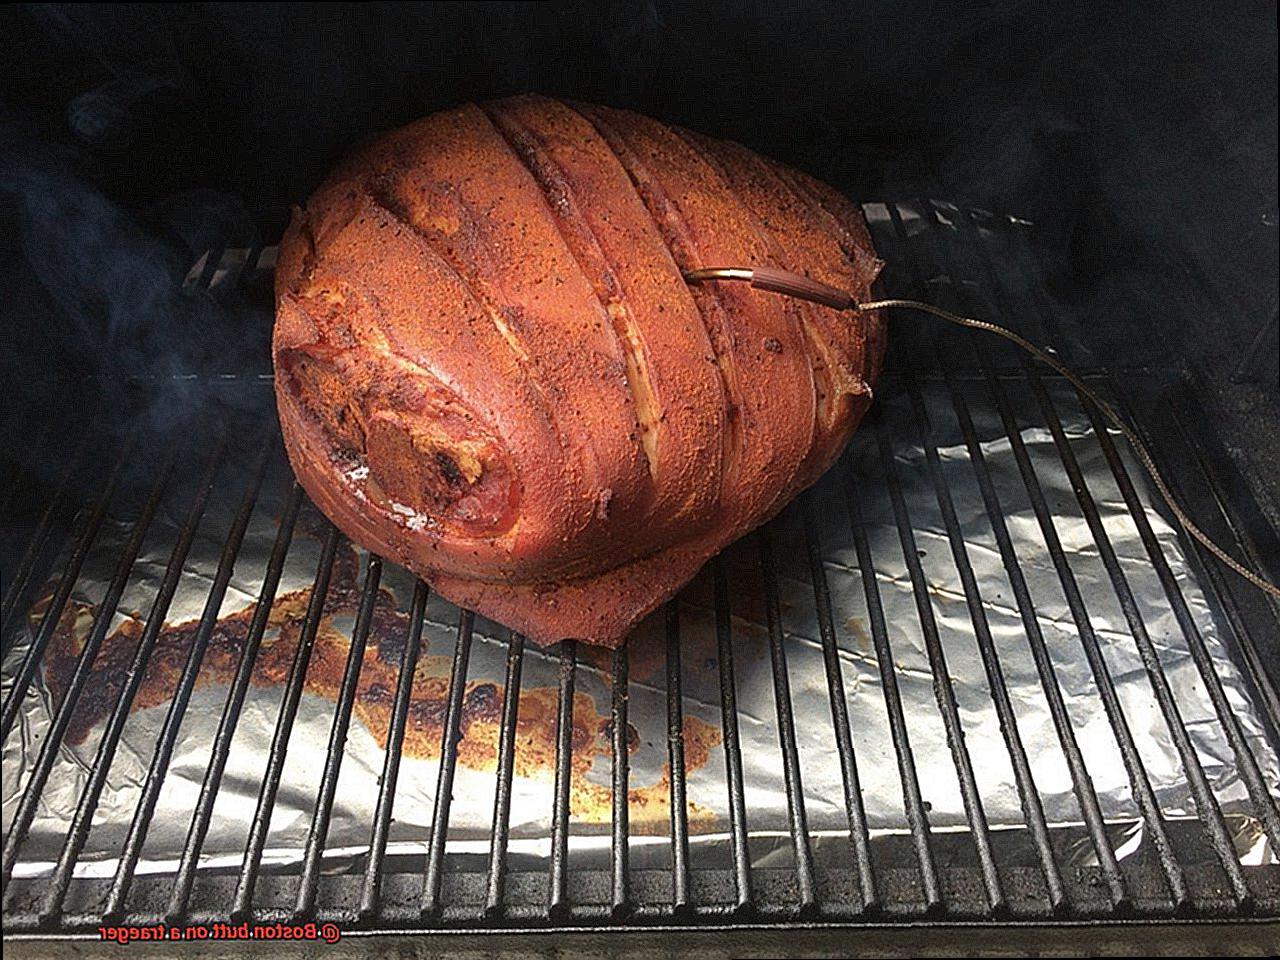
[273, 95, 886, 647]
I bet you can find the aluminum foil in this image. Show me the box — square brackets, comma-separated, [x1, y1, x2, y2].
[4, 290, 1278, 891]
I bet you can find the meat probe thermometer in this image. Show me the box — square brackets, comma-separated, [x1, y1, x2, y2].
[684, 265, 1280, 602]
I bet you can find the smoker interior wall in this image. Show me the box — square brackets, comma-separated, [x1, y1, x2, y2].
[0, 2, 1276, 498]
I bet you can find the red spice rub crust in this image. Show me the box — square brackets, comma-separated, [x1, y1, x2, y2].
[274, 95, 884, 646]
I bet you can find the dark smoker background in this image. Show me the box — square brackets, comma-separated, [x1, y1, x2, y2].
[0, 2, 1276, 542]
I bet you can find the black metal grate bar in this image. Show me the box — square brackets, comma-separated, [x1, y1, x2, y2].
[194, 245, 224, 293]
[37, 440, 230, 920]
[988, 364, 1188, 908]
[712, 556, 753, 911]
[1160, 389, 1280, 697]
[360, 579, 428, 918]
[900, 371, 1067, 911]
[297, 555, 384, 917]
[883, 201, 1191, 907]
[1, 432, 136, 739]
[842, 466, 943, 913]
[931, 199, 1261, 903]
[548, 639, 577, 916]
[1149, 388, 1280, 749]
[220, 241, 264, 297]
[664, 602, 693, 912]
[2, 443, 176, 883]
[882, 206, 1083, 912]
[756, 528, 817, 913]
[1000, 217, 1280, 851]
[926, 349, 1131, 907]
[871, 414, 1005, 913]
[483, 632, 525, 917]
[936, 350, 1132, 909]
[798, 494, 878, 913]
[610, 643, 631, 916]
[421, 608, 476, 916]
[221, 521, 341, 921]
[1107, 396, 1280, 848]
[1005, 196, 1280, 713]
[104, 476, 298, 918]
[1025, 368, 1253, 905]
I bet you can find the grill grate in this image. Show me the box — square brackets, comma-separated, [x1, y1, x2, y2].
[3, 202, 1280, 944]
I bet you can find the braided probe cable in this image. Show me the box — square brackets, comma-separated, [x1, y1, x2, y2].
[683, 266, 1280, 602]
